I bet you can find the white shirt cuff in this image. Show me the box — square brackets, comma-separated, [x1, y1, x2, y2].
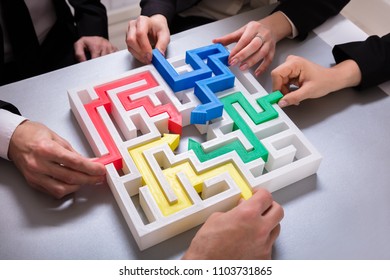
[279, 11, 299, 39]
[0, 109, 27, 160]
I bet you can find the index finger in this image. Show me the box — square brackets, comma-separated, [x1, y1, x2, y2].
[127, 19, 153, 62]
[47, 140, 106, 176]
[154, 29, 170, 56]
[135, 18, 154, 56]
[213, 27, 243, 47]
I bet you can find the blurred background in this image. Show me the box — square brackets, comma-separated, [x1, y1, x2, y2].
[101, 0, 390, 50]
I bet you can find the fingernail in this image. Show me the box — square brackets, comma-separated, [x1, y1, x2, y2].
[278, 100, 288, 108]
[239, 63, 248, 71]
[157, 48, 165, 56]
[97, 176, 106, 184]
[145, 53, 152, 63]
[230, 58, 238, 66]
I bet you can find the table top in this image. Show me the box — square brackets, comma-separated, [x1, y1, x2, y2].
[1, 5, 390, 260]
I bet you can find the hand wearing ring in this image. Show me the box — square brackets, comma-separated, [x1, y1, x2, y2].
[254, 34, 265, 45]
[213, 20, 276, 76]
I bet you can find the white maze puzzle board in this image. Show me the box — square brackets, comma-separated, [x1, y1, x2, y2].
[68, 44, 322, 250]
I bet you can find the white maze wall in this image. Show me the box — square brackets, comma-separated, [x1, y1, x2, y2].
[68, 44, 322, 250]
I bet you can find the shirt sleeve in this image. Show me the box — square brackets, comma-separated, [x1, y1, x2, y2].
[0, 109, 27, 160]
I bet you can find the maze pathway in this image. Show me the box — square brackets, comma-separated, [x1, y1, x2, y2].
[68, 44, 322, 250]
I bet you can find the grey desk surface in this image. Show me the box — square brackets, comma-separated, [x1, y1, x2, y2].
[1, 6, 390, 260]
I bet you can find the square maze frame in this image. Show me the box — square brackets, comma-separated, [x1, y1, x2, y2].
[68, 44, 322, 250]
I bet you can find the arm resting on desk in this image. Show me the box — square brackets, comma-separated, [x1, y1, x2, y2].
[333, 33, 390, 89]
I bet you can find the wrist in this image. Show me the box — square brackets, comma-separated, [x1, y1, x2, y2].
[150, 14, 168, 24]
[8, 119, 29, 161]
[258, 11, 292, 42]
[327, 59, 362, 92]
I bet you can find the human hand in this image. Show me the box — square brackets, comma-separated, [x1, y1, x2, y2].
[74, 36, 118, 62]
[182, 188, 284, 260]
[271, 55, 362, 107]
[213, 11, 292, 76]
[8, 121, 106, 199]
[213, 20, 275, 76]
[126, 14, 170, 64]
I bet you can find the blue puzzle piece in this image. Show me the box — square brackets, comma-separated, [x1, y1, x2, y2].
[152, 49, 212, 92]
[152, 44, 236, 125]
[190, 74, 229, 124]
[191, 46, 235, 124]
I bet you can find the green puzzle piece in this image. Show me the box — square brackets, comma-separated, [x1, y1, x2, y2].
[188, 91, 283, 163]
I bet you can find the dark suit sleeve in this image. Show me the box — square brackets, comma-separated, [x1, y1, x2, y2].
[273, 0, 350, 40]
[140, 0, 200, 25]
[67, 0, 109, 39]
[140, 0, 177, 23]
[332, 33, 390, 89]
[0, 100, 21, 115]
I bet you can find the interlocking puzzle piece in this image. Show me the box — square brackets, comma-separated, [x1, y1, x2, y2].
[68, 44, 322, 250]
[188, 91, 283, 163]
[152, 43, 235, 124]
[114, 72, 182, 134]
[151, 48, 212, 92]
[136, 139, 252, 218]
